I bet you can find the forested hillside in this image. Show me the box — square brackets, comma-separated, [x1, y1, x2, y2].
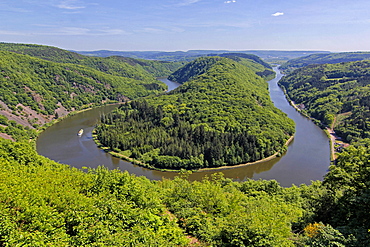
[168, 54, 274, 83]
[95, 57, 294, 170]
[215, 53, 275, 80]
[0, 42, 184, 78]
[0, 50, 166, 130]
[106, 56, 185, 77]
[279, 61, 370, 142]
[280, 52, 370, 73]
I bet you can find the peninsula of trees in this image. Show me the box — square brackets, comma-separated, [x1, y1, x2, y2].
[95, 57, 294, 170]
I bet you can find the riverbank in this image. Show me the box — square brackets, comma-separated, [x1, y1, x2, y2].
[36, 101, 121, 134]
[93, 131, 295, 173]
[277, 82, 348, 162]
[196, 135, 295, 172]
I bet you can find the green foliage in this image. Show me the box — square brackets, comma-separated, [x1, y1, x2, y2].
[168, 56, 223, 83]
[2, 132, 370, 246]
[215, 53, 275, 80]
[168, 54, 274, 83]
[0, 138, 307, 246]
[96, 57, 294, 169]
[0, 138, 189, 246]
[319, 146, 370, 245]
[107, 56, 185, 77]
[299, 222, 349, 247]
[279, 61, 370, 142]
[160, 175, 302, 246]
[0, 50, 166, 121]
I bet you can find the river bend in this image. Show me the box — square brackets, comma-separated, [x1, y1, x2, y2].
[37, 69, 330, 186]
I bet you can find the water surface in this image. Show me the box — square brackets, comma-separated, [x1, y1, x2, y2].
[37, 70, 330, 186]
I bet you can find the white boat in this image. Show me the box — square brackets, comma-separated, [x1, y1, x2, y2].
[77, 129, 83, 136]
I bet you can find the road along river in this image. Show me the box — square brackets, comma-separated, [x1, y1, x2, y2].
[37, 68, 330, 186]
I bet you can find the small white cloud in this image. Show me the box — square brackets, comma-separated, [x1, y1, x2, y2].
[272, 12, 284, 17]
[98, 29, 129, 35]
[51, 27, 129, 36]
[57, 1, 85, 10]
[141, 28, 164, 34]
[224, 0, 236, 3]
[178, 0, 201, 6]
[55, 27, 90, 35]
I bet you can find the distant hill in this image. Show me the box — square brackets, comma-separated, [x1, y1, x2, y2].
[168, 53, 274, 83]
[95, 57, 294, 170]
[213, 53, 272, 69]
[74, 49, 329, 63]
[280, 52, 370, 73]
[0, 42, 183, 78]
[214, 53, 274, 79]
[105, 56, 185, 78]
[279, 60, 370, 142]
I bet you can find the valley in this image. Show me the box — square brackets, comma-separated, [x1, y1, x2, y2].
[0, 43, 369, 246]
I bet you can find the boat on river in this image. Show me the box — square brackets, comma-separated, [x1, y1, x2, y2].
[77, 129, 83, 136]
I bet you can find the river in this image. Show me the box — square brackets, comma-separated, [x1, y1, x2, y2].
[36, 68, 331, 186]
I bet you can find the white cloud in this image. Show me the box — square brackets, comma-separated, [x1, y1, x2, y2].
[47, 27, 130, 36]
[141, 27, 164, 34]
[224, 0, 236, 3]
[272, 12, 284, 17]
[56, 1, 85, 10]
[53, 27, 90, 35]
[178, 0, 201, 6]
[98, 29, 129, 35]
[0, 25, 128, 37]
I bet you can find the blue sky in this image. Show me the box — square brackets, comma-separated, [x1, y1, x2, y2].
[1, 0, 370, 52]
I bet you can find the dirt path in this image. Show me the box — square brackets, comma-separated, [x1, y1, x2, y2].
[326, 128, 337, 161]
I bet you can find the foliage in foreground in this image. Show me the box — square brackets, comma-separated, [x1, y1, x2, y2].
[0, 138, 188, 246]
[1, 138, 369, 246]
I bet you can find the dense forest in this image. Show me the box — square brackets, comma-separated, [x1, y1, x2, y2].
[95, 57, 294, 170]
[213, 53, 275, 80]
[280, 52, 370, 73]
[279, 60, 370, 143]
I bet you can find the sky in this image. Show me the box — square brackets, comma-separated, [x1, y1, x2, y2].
[1, 0, 370, 52]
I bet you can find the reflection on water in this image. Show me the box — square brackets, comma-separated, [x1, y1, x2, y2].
[37, 69, 330, 186]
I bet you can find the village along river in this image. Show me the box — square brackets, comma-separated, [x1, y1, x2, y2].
[36, 68, 331, 187]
